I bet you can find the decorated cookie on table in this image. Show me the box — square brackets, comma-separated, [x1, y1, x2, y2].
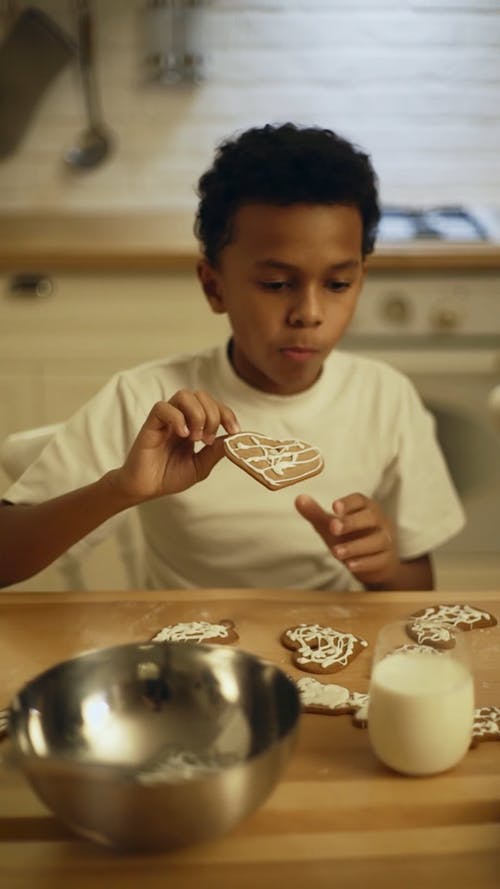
[470, 706, 500, 747]
[296, 676, 368, 719]
[0, 708, 8, 740]
[223, 431, 324, 490]
[151, 619, 238, 644]
[406, 604, 497, 650]
[304, 692, 500, 743]
[353, 703, 500, 739]
[281, 623, 368, 674]
[389, 643, 441, 657]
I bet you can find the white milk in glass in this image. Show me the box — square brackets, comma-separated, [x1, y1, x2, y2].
[368, 651, 474, 776]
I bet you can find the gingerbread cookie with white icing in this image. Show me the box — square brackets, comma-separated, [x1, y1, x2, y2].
[390, 643, 442, 657]
[151, 619, 238, 644]
[406, 604, 497, 650]
[0, 708, 9, 740]
[470, 706, 500, 747]
[297, 677, 368, 717]
[351, 701, 369, 729]
[223, 432, 324, 491]
[281, 623, 368, 674]
[350, 703, 500, 748]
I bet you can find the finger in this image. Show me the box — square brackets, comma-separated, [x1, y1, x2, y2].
[193, 436, 227, 481]
[191, 390, 224, 443]
[344, 551, 389, 577]
[332, 492, 368, 518]
[146, 402, 190, 439]
[334, 528, 391, 563]
[218, 403, 240, 436]
[168, 390, 210, 440]
[193, 390, 240, 442]
[295, 495, 336, 548]
[331, 507, 379, 538]
[170, 390, 239, 443]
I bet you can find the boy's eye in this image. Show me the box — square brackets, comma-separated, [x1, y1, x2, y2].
[257, 279, 352, 293]
[326, 280, 351, 292]
[258, 280, 291, 291]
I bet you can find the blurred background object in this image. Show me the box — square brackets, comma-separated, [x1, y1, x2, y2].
[64, 0, 113, 170]
[142, 0, 207, 85]
[0, 5, 75, 159]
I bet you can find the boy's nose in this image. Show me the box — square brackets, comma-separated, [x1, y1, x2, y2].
[287, 287, 323, 327]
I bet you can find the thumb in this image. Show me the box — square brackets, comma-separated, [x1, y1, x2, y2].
[295, 494, 333, 548]
[193, 435, 227, 482]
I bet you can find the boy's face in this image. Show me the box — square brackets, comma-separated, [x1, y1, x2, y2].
[198, 202, 366, 395]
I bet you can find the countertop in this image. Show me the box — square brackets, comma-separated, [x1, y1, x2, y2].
[1, 212, 500, 273]
[0, 587, 499, 888]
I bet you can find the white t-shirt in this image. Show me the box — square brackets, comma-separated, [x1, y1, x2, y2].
[3, 343, 465, 591]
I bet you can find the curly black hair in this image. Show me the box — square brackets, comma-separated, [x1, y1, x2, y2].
[195, 123, 380, 265]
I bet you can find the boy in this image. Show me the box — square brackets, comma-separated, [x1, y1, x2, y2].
[0, 123, 464, 591]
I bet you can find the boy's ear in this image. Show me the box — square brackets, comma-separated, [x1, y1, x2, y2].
[197, 260, 226, 314]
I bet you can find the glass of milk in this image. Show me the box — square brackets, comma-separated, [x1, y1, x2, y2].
[368, 620, 474, 776]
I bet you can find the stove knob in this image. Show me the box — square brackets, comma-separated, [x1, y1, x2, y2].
[430, 307, 461, 332]
[382, 294, 411, 325]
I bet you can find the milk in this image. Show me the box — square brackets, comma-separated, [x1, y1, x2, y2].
[368, 651, 474, 776]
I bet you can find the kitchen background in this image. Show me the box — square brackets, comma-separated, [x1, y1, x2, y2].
[1, 0, 500, 209]
[0, 0, 499, 592]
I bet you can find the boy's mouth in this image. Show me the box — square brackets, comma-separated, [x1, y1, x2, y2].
[280, 346, 319, 363]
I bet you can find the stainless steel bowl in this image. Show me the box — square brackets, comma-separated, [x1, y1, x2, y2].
[8, 641, 300, 852]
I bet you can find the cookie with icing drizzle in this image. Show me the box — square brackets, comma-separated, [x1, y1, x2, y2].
[352, 701, 369, 728]
[406, 603, 497, 649]
[470, 706, 500, 747]
[297, 676, 368, 716]
[281, 623, 368, 674]
[0, 707, 9, 740]
[151, 619, 238, 644]
[223, 432, 324, 490]
[390, 643, 442, 657]
[353, 703, 500, 740]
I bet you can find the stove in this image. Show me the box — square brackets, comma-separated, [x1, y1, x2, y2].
[377, 205, 500, 242]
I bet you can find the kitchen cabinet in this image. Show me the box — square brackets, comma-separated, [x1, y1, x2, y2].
[0, 371, 42, 440]
[0, 270, 229, 431]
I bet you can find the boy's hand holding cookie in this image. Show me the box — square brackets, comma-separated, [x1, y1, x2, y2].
[111, 389, 240, 504]
[295, 492, 399, 589]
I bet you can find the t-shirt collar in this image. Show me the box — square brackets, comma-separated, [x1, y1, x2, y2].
[216, 338, 332, 413]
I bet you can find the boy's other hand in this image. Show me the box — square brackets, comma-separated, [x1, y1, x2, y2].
[110, 390, 240, 504]
[295, 492, 399, 588]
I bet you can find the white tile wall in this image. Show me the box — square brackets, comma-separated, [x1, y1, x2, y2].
[1, 0, 500, 210]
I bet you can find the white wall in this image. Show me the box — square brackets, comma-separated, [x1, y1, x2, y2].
[1, 0, 500, 210]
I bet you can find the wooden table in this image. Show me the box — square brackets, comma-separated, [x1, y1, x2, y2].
[0, 588, 499, 888]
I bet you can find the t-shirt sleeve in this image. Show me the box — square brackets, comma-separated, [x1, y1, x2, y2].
[1, 372, 143, 554]
[374, 375, 466, 559]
